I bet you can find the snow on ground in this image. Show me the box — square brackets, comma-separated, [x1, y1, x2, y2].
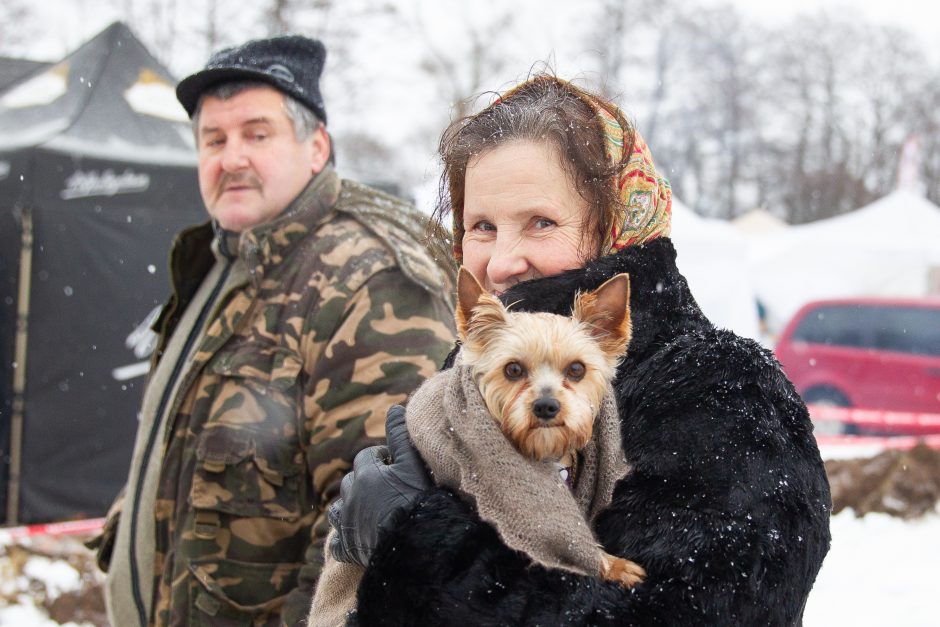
[803, 509, 940, 627]
[0, 509, 937, 625]
[0, 535, 102, 627]
[0, 603, 75, 627]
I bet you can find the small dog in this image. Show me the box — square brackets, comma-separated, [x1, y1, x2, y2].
[455, 267, 646, 588]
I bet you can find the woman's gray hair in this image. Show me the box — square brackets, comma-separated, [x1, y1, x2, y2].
[432, 74, 632, 264]
[191, 80, 322, 141]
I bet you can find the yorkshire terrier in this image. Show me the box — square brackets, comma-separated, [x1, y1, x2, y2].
[455, 267, 646, 588]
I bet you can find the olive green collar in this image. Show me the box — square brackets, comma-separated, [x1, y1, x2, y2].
[236, 166, 341, 283]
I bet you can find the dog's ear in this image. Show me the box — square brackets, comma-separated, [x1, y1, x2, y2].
[456, 267, 506, 340]
[573, 273, 632, 358]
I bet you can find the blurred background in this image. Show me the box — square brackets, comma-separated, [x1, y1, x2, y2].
[7, 0, 940, 220]
[1, 1, 938, 625]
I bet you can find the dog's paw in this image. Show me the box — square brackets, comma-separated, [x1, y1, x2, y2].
[600, 553, 646, 589]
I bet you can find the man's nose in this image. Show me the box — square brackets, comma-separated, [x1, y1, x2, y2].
[220, 138, 249, 171]
[486, 236, 529, 286]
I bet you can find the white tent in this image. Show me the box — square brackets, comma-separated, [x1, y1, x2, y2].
[670, 200, 762, 341]
[732, 208, 788, 235]
[747, 190, 940, 332]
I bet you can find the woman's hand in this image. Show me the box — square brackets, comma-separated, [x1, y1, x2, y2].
[328, 404, 432, 566]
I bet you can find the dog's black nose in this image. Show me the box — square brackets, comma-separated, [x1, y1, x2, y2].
[533, 397, 560, 420]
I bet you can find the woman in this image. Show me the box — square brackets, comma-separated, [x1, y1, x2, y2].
[327, 75, 831, 625]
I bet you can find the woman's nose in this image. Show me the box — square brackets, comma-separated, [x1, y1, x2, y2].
[486, 237, 529, 286]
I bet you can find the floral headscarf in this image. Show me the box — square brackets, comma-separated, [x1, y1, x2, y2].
[588, 101, 672, 252]
[451, 76, 672, 261]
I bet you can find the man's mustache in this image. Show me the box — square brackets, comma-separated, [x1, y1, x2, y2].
[215, 172, 262, 200]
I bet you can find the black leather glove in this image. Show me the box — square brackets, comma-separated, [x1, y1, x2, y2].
[328, 404, 432, 566]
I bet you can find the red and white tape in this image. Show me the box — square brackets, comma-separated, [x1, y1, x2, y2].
[815, 433, 940, 450]
[807, 404, 940, 432]
[3, 406, 938, 532]
[0, 517, 104, 544]
[807, 404, 940, 457]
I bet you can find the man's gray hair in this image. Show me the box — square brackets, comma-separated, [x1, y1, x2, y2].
[191, 80, 322, 141]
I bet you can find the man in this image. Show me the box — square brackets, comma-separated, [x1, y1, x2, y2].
[92, 35, 456, 626]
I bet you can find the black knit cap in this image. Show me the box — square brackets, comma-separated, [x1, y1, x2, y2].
[176, 35, 327, 122]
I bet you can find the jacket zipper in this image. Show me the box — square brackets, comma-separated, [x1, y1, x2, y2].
[128, 259, 233, 625]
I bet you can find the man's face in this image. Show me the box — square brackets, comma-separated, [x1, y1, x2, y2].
[196, 86, 329, 232]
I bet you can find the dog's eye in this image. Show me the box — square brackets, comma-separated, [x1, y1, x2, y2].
[566, 361, 586, 381]
[503, 361, 525, 380]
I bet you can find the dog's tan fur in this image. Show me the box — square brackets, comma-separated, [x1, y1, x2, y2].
[455, 267, 646, 588]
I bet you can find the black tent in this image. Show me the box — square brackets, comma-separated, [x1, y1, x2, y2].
[0, 22, 204, 524]
[0, 57, 51, 92]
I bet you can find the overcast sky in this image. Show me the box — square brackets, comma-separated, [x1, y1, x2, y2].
[723, 0, 940, 59]
[16, 0, 940, 68]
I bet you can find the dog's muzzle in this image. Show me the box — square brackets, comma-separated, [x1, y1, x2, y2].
[533, 395, 561, 420]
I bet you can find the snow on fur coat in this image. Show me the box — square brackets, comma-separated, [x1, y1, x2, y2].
[352, 238, 832, 626]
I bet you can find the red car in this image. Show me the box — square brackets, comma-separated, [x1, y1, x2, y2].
[774, 297, 940, 435]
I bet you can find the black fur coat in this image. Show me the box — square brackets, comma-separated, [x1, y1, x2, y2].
[354, 239, 831, 626]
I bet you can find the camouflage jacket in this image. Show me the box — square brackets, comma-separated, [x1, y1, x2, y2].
[101, 167, 456, 627]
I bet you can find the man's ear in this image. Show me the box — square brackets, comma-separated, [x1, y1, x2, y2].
[309, 125, 331, 174]
[573, 273, 632, 358]
[455, 267, 506, 341]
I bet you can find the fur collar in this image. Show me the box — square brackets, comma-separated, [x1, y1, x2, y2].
[499, 238, 710, 361]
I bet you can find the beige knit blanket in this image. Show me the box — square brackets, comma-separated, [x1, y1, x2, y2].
[309, 359, 628, 627]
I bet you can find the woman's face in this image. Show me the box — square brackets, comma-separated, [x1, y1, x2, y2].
[461, 140, 596, 296]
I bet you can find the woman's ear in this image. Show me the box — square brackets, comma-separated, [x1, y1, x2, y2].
[573, 273, 632, 358]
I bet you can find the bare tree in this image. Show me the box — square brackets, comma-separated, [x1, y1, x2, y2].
[914, 75, 940, 204]
[99, 0, 940, 219]
[584, 0, 651, 99]
[758, 13, 935, 223]
[264, 0, 292, 35]
[328, 0, 522, 189]
[576, 3, 938, 223]
[641, 21, 676, 151]
[205, 0, 221, 52]
[631, 5, 764, 218]
[148, 0, 179, 66]
[697, 10, 763, 218]
[854, 25, 929, 197]
[0, 1, 39, 56]
[110, 0, 247, 72]
[408, 2, 515, 120]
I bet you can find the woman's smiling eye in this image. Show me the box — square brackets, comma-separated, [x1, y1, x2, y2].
[534, 217, 556, 229]
[471, 220, 496, 232]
